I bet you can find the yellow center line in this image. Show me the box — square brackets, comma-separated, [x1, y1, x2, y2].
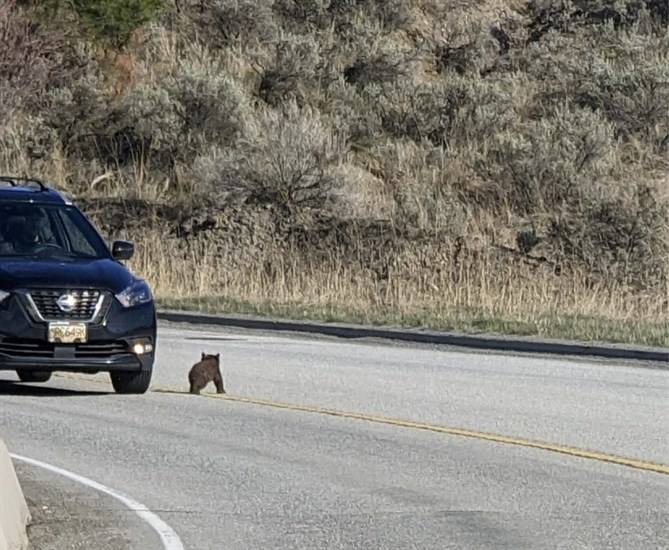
[53, 372, 669, 476]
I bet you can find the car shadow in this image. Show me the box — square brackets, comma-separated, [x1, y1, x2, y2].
[0, 380, 112, 397]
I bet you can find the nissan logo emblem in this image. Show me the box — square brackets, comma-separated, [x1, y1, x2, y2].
[56, 293, 78, 313]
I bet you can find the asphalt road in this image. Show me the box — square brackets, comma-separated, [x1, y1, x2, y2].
[1, 322, 667, 549]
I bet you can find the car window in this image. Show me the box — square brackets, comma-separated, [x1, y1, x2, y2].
[0, 204, 110, 259]
[54, 208, 102, 257]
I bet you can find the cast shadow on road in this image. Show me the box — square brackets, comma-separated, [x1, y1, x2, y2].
[0, 380, 111, 397]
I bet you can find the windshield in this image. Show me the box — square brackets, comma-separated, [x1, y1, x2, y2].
[0, 203, 111, 260]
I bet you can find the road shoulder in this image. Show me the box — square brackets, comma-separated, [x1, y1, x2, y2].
[15, 461, 162, 550]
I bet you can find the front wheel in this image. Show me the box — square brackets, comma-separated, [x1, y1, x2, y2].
[109, 369, 152, 394]
[17, 370, 52, 383]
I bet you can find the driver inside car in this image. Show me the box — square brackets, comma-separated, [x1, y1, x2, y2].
[4, 215, 43, 254]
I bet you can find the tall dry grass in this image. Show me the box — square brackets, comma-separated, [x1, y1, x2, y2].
[125, 227, 668, 346]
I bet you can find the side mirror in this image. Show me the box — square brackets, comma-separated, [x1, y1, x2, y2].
[111, 240, 134, 261]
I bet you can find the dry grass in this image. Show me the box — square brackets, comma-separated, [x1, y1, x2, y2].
[127, 229, 668, 347]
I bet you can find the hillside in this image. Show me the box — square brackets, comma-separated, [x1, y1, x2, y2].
[1, 0, 667, 345]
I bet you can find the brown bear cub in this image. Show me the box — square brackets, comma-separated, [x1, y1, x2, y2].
[188, 352, 226, 395]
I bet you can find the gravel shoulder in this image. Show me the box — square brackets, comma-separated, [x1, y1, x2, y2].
[15, 461, 161, 550]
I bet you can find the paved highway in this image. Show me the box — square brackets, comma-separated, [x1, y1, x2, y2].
[1, 322, 667, 549]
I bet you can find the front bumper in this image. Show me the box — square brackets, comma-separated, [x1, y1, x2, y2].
[0, 293, 156, 374]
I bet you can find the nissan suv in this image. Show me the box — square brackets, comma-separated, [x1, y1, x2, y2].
[0, 176, 157, 394]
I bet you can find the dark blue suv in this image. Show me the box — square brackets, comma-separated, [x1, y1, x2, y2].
[0, 177, 156, 394]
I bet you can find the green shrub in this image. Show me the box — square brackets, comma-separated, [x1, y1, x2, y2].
[119, 85, 183, 162]
[572, 47, 669, 152]
[30, 0, 166, 49]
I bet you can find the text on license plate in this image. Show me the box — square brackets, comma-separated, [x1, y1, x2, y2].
[48, 322, 88, 344]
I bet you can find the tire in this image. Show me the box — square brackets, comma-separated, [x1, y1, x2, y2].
[17, 370, 52, 383]
[109, 368, 153, 394]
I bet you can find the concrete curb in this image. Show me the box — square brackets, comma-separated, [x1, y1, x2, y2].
[0, 439, 30, 550]
[157, 309, 669, 364]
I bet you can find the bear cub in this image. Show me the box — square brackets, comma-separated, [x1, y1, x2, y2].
[188, 352, 226, 395]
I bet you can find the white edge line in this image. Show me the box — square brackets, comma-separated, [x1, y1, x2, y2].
[9, 452, 185, 550]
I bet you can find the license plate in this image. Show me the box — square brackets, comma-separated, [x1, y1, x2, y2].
[48, 322, 88, 344]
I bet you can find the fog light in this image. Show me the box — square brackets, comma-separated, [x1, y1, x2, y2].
[130, 340, 153, 355]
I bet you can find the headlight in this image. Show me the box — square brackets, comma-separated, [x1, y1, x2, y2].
[129, 338, 154, 355]
[115, 280, 153, 308]
[0, 290, 10, 304]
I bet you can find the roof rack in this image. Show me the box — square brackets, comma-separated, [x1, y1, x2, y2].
[0, 176, 48, 191]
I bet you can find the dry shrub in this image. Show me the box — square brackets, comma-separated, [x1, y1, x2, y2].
[165, 55, 251, 147]
[572, 46, 669, 152]
[327, 0, 414, 31]
[477, 105, 616, 214]
[190, 100, 350, 209]
[0, 0, 83, 129]
[342, 41, 421, 90]
[271, 0, 331, 28]
[372, 139, 468, 235]
[257, 32, 322, 106]
[370, 71, 530, 150]
[31, 47, 251, 188]
[517, 18, 669, 153]
[371, 79, 466, 145]
[318, 80, 383, 148]
[0, 113, 64, 178]
[211, 0, 278, 48]
[548, 184, 669, 289]
[100, 56, 250, 170]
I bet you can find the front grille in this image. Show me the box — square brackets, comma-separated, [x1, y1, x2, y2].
[25, 289, 109, 322]
[0, 339, 53, 358]
[0, 339, 130, 360]
[73, 342, 128, 359]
